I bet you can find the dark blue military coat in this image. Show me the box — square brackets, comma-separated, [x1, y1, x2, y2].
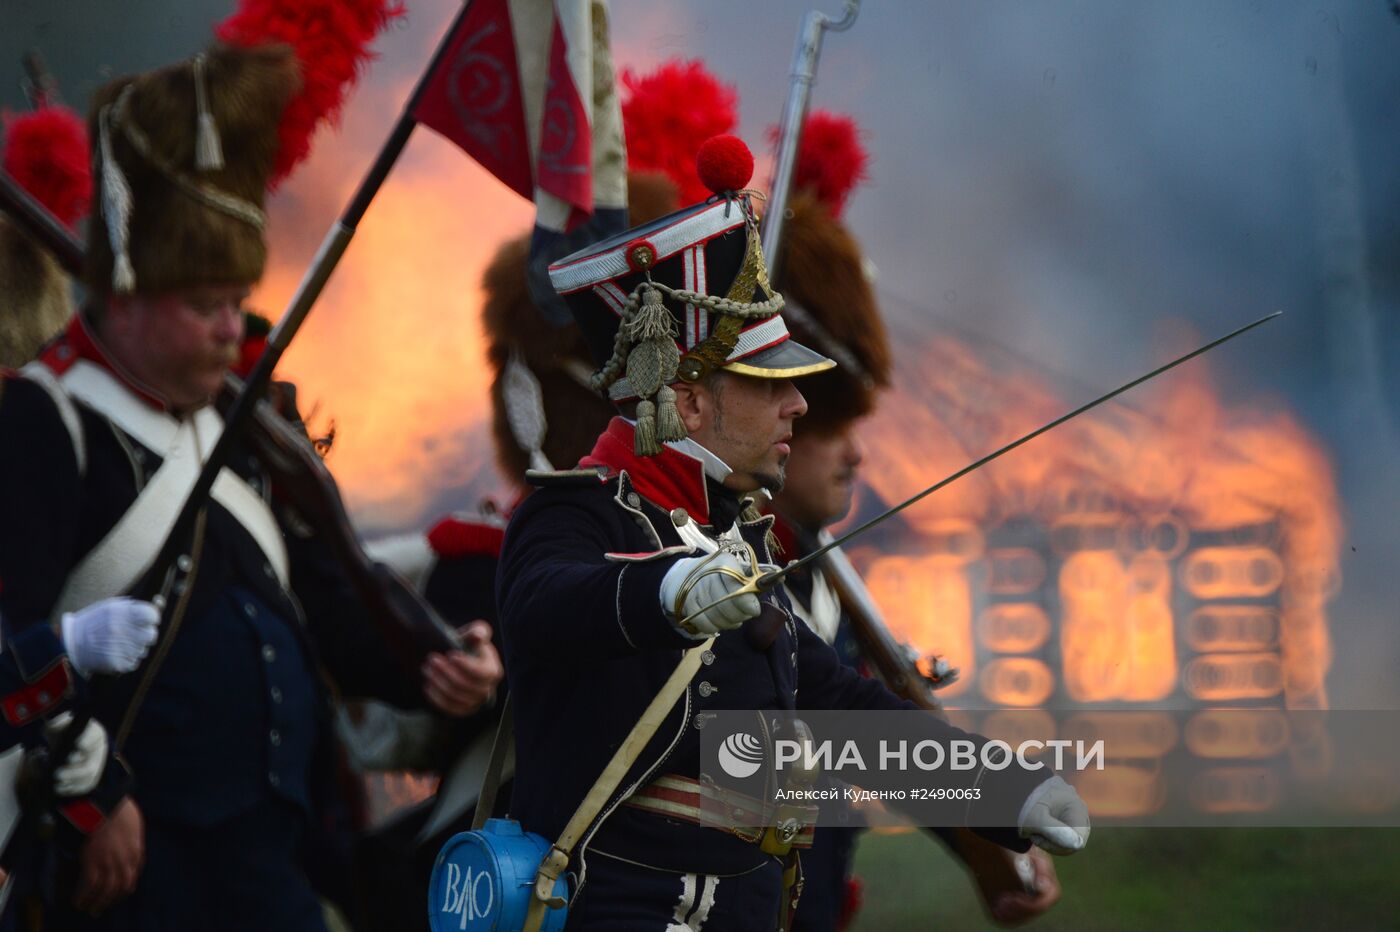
[0, 318, 422, 833]
[498, 419, 1039, 894]
[0, 621, 73, 752]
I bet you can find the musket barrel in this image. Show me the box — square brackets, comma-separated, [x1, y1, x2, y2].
[760, 1, 867, 378]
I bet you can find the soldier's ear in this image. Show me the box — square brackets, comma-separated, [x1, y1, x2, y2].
[670, 379, 707, 434]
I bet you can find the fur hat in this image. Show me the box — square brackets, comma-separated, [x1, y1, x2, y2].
[485, 171, 682, 481]
[0, 220, 72, 368]
[772, 111, 889, 433]
[84, 43, 299, 296]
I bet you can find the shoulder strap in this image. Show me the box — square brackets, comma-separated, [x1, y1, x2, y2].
[468, 697, 515, 832]
[43, 360, 290, 612]
[523, 638, 715, 932]
[18, 362, 87, 476]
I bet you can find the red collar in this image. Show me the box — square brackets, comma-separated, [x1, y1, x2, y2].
[580, 418, 713, 524]
[39, 314, 173, 412]
[768, 511, 800, 559]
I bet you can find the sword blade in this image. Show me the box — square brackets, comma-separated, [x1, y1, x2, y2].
[759, 310, 1282, 590]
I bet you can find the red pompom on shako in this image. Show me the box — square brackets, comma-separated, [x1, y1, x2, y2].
[696, 134, 753, 196]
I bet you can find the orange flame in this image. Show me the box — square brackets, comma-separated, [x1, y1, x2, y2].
[856, 328, 1340, 719]
[253, 62, 535, 531]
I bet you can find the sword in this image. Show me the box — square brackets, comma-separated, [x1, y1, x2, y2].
[678, 310, 1281, 628]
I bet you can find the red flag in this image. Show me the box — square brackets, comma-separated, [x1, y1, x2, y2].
[411, 0, 534, 201]
[536, 13, 592, 217]
[411, 0, 620, 233]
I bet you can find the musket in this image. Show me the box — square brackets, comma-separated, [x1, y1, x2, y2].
[816, 536, 954, 708]
[678, 310, 1283, 630]
[813, 533, 1044, 897]
[759, 0, 872, 384]
[0, 170, 84, 273]
[21, 50, 61, 109]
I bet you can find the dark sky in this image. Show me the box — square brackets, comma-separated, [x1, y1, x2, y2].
[4, 1, 1398, 705]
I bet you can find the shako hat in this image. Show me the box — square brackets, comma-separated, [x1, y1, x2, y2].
[548, 134, 834, 456]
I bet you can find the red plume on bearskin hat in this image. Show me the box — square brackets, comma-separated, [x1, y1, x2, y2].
[0, 106, 88, 366]
[216, 0, 406, 188]
[788, 110, 868, 220]
[771, 110, 889, 432]
[3, 106, 92, 227]
[622, 60, 738, 205]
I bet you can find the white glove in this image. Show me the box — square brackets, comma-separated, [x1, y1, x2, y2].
[1017, 775, 1091, 855]
[660, 548, 767, 637]
[46, 712, 109, 797]
[60, 597, 161, 676]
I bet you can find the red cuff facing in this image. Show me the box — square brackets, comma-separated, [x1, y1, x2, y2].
[2, 659, 73, 727]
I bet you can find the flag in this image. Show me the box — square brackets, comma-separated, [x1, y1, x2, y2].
[412, 0, 628, 324]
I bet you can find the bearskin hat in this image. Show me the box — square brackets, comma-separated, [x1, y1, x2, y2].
[0, 221, 71, 368]
[84, 43, 299, 296]
[485, 171, 683, 482]
[771, 111, 889, 433]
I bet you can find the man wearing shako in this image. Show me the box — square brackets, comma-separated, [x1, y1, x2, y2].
[0, 44, 497, 929]
[497, 136, 1090, 930]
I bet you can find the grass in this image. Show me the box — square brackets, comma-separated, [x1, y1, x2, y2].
[850, 827, 1400, 930]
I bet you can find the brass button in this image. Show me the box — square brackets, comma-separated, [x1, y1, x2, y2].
[627, 492, 641, 508]
[698, 681, 716, 698]
[701, 650, 715, 666]
[671, 508, 689, 527]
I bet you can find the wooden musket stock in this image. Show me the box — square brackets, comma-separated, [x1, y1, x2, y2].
[233, 379, 463, 671]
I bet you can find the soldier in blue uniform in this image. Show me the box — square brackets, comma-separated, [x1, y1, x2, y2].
[764, 153, 1066, 931]
[351, 167, 685, 931]
[0, 44, 497, 930]
[0, 596, 161, 906]
[498, 137, 1091, 931]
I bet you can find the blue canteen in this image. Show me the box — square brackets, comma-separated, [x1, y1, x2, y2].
[429, 818, 569, 931]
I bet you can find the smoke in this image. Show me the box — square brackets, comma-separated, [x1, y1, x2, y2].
[4, 1, 1397, 703]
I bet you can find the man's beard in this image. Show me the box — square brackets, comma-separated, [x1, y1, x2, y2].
[756, 462, 787, 494]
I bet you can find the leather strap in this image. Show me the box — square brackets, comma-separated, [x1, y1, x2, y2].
[469, 696, 513, 832]
[523, 637, 715, 932]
